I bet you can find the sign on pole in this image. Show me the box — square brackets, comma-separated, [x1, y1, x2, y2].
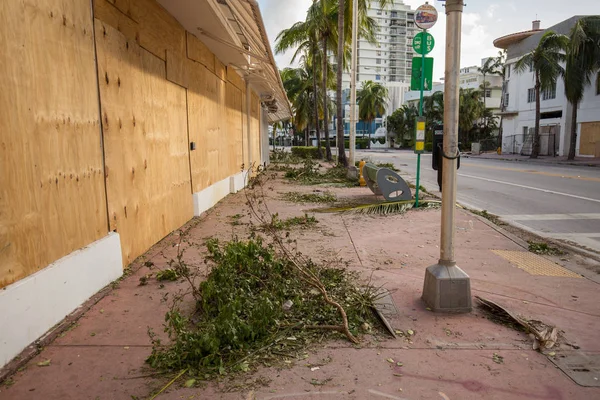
[415, 117, 426, 154]
[412, 32, 435, 55]
[414, 2, 438, 30]
[410, 57, 434, 91]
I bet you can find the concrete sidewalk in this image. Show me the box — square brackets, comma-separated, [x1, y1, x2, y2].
[1, 172, 599, 400]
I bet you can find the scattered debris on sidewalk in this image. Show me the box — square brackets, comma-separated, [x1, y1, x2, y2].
[146, 169, 388, 383]
[528, 241, 565, 256]
[313, 199, 441, 215]
[476, 296, 559, 350]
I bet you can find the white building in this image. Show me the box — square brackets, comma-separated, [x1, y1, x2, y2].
[340, 0, 417, 89]
[494, 17, 600, 157]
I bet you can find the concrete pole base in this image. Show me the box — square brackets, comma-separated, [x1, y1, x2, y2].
[347, 166, 358, 180]
[422, 263, 472, 313]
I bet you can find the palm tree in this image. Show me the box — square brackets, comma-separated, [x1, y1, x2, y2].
[458, 88, 485, 145]
[281, 65, 313, 144]
[357, 80, 388, 148]
[276, 5, 324, 158]
[477, 57, 501, 111]
[564, 17, 600, 160]
[515, 31, 568, 158]
[333, 0, 392, 166]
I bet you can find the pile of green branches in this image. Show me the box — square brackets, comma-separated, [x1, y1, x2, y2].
[147, 237, 380, 376]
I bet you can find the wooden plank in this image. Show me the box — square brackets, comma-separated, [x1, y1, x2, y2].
[579, 122, 600, 156]
[215, 59, 227, 82]
[95, 20, 193, 266]
[0, 0, 108, 288]
[132, 0, 186, 61]
[227, 66, 245, 90]
[188, 66, 242, 193]
[250, 91, 261, 168]
[166, 49, 189, 88]
[106, 0, 137, 21]
[226, 83, 245, 174]
[94, 0, 140, 45]
[186, 32, 215, 72]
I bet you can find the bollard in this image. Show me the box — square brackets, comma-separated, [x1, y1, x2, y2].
[359, 160, 367, 186]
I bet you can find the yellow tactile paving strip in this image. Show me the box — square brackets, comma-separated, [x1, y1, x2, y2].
[491, 250, 582, 278]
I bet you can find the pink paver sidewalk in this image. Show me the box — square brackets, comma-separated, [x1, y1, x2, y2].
[1, 177, 599, 400]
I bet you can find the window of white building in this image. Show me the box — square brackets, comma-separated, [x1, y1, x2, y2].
[504, 93, 509, 106]
[527, 88, 536, 103]
[542, 84, 556, 100]
[485, 89, 492, 98]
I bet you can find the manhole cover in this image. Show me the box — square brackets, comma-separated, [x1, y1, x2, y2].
[549, 352, 600, 387]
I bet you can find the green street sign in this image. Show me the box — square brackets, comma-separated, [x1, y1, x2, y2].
[410, 57, 433, 91]
[412, 32, 435, 55]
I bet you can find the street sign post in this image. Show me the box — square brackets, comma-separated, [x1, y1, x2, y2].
[413, 2, 437, 208]
[410, 57, 433, 91]
[412, 31, 435, 55]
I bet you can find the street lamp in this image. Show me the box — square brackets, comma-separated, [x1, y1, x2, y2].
[422, 0, 472, 313]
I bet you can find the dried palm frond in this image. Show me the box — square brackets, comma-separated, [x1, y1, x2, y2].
[313, 200, 441, 215]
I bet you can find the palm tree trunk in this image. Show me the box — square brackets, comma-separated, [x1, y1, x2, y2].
[322, 35, 332, 161]
[531, 73, 541, 159]
[336, 0, 347, 167]
[312, 38, 322, 159]
[568, 101, 579, 160]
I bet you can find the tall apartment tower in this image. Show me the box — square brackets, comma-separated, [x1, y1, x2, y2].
[342, 0, 417, 89]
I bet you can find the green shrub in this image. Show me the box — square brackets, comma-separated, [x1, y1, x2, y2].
[424, 142, 433, 152]
[291, 146, 320, 159]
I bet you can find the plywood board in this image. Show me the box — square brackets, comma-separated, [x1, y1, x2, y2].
[580, 122, 600, 156]
[95, 20, 192, 266]
[106, 0, 137, 21]
[186, 32, 215, 72]
[134, 0, 186, 60]
[227, 66, 245, 90]
[0, 0, 108, 288]
[188, 66, 243, 193]
[226, 83, 245, 174]
[94, 0, 140, 45]
[166, 49, 190, 88]
[250, 91, 262, 168]
[215, 59, 227, 82]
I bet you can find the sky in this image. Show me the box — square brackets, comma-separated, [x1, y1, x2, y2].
[256, 0, 599, 81]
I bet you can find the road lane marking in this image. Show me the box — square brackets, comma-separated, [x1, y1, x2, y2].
[502, 213, 600, 221]
[462, 163, 600, 183]
[458, 173, 600, 204]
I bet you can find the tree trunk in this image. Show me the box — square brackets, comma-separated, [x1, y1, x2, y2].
[336, 0, 347, 167]
[272, 123, 276, 151]
[312, 38, 322, 159]
[531, 73, 541, 159]
[568, 101, 579, 160]
[322, 35, 332, 161]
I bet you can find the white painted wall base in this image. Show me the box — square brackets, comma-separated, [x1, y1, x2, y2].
[193, 171, 248, 217]
[0, 232, 123, 367]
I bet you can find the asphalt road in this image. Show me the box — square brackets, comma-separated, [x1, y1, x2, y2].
[356, 149, 600, 254]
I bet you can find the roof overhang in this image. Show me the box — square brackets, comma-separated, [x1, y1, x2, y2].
[493, 29, 544, 49]
[156, 0, 292, 123]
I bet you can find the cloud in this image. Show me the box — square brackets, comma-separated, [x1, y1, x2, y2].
[257, 0, 313, 68]
[487, 4, 499, 19]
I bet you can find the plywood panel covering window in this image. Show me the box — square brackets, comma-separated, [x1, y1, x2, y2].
[250, 91, 262, 168]
[226, 83, 245, 174]
[0, 0, 109, 288]
[579, 122, 600, 157]
[95, 20, 192, 266]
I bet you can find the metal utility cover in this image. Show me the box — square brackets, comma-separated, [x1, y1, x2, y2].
[549, 352, 600, 387]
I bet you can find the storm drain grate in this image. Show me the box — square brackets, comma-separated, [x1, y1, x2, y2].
[491, 250, 581, 278]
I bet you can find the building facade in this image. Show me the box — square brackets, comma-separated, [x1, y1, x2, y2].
[494, 17, 600, 157]
[0, 0, 289, 368]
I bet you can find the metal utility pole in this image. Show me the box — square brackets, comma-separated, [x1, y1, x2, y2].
[349, 0, 358, 167]
[422, 0, 472, 313]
